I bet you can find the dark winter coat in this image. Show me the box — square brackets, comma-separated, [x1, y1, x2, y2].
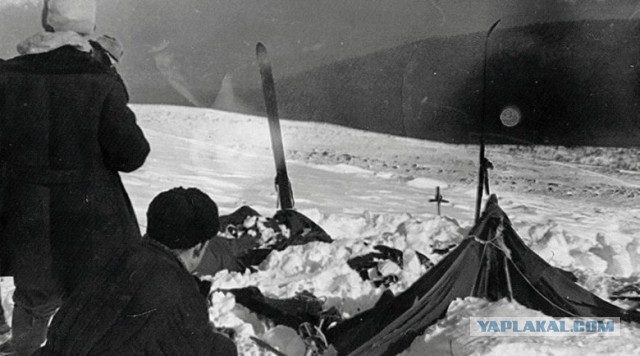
[0, 46, 150, 291]
[0, 57, 6, 275]
[37, 238, 238, 356]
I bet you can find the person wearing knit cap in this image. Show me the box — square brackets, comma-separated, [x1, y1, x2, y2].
[37, 187, 237, 356]
[0, 0, 149, 354]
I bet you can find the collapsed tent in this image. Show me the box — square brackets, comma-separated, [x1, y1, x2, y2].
[325, 195, 640, 356]
[196, 206, 332, 276]
[224, 287, 342, 333]
[347, 245, 434, 287]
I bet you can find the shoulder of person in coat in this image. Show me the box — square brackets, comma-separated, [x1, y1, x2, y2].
[88, 40, 130, 97]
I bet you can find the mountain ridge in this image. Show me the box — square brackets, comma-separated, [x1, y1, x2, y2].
[229, 18, 640, 147]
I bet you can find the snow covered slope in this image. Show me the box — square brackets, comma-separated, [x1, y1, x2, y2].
[3, 104, 640, 355]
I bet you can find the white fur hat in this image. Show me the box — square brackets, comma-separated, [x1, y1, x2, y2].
[43, 0, 97, 35]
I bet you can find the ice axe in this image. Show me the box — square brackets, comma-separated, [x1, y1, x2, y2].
[429, 186, 449, 216]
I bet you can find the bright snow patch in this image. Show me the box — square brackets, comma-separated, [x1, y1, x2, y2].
[406, 177, 448, 190]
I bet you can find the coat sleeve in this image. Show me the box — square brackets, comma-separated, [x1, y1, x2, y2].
[195, 236, 259, 275]
[99, 77, 150, 172]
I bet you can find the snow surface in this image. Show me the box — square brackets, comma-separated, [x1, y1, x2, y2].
[2, 104, 640, 355]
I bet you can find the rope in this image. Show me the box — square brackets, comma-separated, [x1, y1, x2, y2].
[504, 253, 514, 301]
[506, 257, 580, 317]
[470, 235, 494, 296]
[475, 218, 581, 317]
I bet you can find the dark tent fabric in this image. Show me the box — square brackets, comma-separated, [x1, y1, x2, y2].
[326, 195, 640, 356]
[224, 287, 342, 333]
[196, 206, 332, 276]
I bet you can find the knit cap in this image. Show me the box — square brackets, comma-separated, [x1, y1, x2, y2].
[147, 187, 220, 250]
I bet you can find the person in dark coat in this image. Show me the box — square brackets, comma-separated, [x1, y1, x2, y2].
[0, 1, 149, 354]
[0, 57, 8, 343]
[37, 187, 238, 356]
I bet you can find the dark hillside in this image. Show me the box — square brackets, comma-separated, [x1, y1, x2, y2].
[235, 19, 640, 147]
